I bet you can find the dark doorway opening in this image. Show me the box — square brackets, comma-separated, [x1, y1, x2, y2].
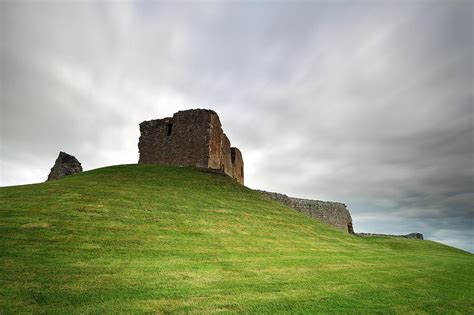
[166, 123, 173, 136]
[347, 223, 354, 234]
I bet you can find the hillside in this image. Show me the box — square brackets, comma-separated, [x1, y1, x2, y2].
[1, 164, 472, 313]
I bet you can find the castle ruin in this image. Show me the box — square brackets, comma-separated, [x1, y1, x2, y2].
[257, 190, 354, 234]
[137, 109, 355, 233]
[138, 109, 244, 184]
[41, 108, 424, 238]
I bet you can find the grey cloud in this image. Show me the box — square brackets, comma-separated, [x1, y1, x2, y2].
[1, 1, 472, 251]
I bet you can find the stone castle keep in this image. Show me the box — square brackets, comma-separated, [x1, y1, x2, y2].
[138, 109, 244, 184]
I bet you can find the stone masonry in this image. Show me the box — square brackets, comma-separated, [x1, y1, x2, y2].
[257, 190, 354, 234]
[138, 109, 244, 184]
[46, 151, 83, 181]
[356, 232, 424, 240]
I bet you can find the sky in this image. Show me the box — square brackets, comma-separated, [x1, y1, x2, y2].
[1, 1, 472, 252]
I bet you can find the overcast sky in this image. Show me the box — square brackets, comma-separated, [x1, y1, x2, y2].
[1, 1, 472, 252]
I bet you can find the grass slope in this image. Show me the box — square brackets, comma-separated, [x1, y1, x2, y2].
[1, 164, 472, 313]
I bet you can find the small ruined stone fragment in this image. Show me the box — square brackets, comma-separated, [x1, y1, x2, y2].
[46, 151, 83, 181]
[405, 233, 424, 240]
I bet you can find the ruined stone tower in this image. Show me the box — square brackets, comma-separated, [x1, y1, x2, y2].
[138, 109, 244, 184]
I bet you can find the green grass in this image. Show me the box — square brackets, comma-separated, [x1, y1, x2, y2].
[1, 164, 472, 314]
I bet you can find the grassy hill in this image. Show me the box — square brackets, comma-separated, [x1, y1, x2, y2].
[1, 164, 472, 313]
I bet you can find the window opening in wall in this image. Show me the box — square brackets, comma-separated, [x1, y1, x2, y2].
[241, 166, 244, 177]
[166, 123, 173, 136]
[231, 150, 236, 163]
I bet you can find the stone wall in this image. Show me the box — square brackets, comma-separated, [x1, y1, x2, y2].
[207, 112, 227, 171]
[356, 233, 424, 240]
[231, 147, 244, 184]
[139, 109, 210, 168]
[138, 109, 244, 184]
[256, 190, 353, 233]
